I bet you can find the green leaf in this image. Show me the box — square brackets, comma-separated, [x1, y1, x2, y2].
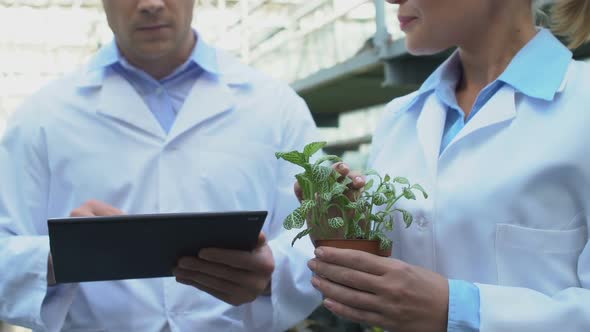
[364, 179, 375, 191]
[335, 195, 351, 207]
[374, 210, 388, 219]
[349, 200, 369, 212]
[275, 151, 306, 167]
[313, 154, 342, 167]
[373, 193, 387, 205]
[397, 209, 413, 228]
[359, 199, 371, 212]
[328, 217, 345, 229]
[291, 227, 314, 246]
[292, 207, 307, 228]
[303, 141, 327, 159]
[295, 173, 313, 200]
[384, 216, 394, 231]
[377, 232, 393, 250]
[384, 185, 396, 199]
[320, 192, 332, 202]
[341, 176, 353, 186]
[318, 181, 331, 195]
[384, 174, 391, 182]
[363, 169, 380, 177]
[331, 182, 348, 197]
[411, 184, 429, 199]
[354, 223, 364, 238]
[283, 208, 305, 230]
[283, 215, 293, 230]
[345, 201, 359, 210]
[403, 188, 416, 200]
[311, 165, 332, 184]
[394, 177, 409, 185]
[300, 200, 316, 214]
[370, 214, 381, 223]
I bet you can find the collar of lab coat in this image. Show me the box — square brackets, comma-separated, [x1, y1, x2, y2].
[78, 31, 251, 87]
[401, 28, 573, 115]
[78, 32, 251, 141]
[403, 29, 572, 178]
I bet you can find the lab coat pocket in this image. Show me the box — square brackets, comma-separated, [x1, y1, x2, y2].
[495, 223, 587, 295]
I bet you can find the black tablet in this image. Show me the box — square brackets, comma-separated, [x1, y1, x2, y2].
[48, 210, 267, 283]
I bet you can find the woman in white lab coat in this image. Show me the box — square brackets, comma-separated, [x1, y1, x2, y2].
[307, 0, 590, 331]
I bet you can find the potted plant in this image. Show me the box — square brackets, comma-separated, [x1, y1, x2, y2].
[275, 141, 428, 257]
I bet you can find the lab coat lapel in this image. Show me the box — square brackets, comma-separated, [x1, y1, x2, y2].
[416, 93, 446, 177]
[97, 70, 166, 140]
[445, 85, 516, 151]
[167, 72, 235, 142]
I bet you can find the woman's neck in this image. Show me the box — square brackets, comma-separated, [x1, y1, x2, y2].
[457, 4, 538, 93]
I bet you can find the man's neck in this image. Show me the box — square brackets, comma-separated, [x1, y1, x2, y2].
[121, 34, 197, 80]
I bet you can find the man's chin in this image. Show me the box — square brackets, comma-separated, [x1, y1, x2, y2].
[134, 44, 176, 61]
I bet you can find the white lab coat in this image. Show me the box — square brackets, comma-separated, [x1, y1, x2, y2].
[0, 46, 322, 331]
[369, 59, 590, 331]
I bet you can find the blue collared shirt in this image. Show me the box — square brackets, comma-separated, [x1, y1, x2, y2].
[86, 32, 220, 133]
[413, 28, 572, 331]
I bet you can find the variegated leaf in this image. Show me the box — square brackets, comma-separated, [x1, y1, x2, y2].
[394, 177, 409, 185]
[295, 173, 312, 200]
[341, 176, 353, 186]
[275, 151, 306, 166]
[303, 142, 327, 159]
[318, 179, 331, 195]
[373, 193, 387, 205]
[300, 200, 316, 214]
[364, 179, 375, 191]
[331, 182, 347, 196]
[411, 184, 429, 199]
[403, 188, 416, 200]
[311, 165, 332, 183]
[354, 223, 364, 238]
[321, 192, 332, 202]
[377, 233, 393, 250]
[292, 208, 306, 229]
[397, 208, 413, 227]
[292, 227, 314, 246]
[284, 208, 305, 230]
[384, 216, 394, 231]
[313, 154, 342, 166]
[283, 213, 294, 230]
[328, 217, 344, 229]
[364, 169, 380, 177]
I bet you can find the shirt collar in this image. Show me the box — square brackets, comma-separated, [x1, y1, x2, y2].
[498, 28, 572, 100]
[81, 30, 222, 86]
[403, 28, 572, 111]
[417, 50, 461, 97]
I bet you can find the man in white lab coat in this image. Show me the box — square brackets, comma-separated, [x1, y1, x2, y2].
[0, 0, 321, 331]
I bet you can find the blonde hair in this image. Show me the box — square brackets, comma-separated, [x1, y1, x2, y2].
[550, 0, 590, 49]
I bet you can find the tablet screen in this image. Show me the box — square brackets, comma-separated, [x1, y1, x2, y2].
[48, 211, 267, 283]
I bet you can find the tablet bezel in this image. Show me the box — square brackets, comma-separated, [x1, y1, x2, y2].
[48, 210, 267, 283]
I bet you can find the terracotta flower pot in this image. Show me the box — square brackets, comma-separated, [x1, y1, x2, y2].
[314, 239, 392, 257]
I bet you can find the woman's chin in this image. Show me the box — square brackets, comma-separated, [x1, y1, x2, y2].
[405, 38, 448, 56]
